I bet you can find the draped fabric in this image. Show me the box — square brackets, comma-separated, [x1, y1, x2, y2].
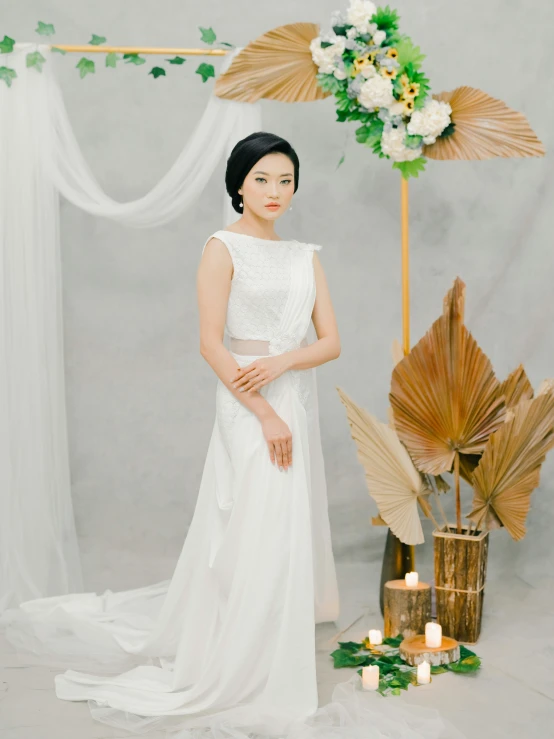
[0, 42, 260, 611]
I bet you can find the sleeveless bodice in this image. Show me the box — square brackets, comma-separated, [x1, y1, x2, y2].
[201, 230, 322, 346]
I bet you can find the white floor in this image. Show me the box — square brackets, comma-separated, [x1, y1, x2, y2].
[1, 559, 554, 739]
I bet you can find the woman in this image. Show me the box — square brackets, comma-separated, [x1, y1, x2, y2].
[2, 132, 463, 739]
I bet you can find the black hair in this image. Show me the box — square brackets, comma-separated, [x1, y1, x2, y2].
[225, 131, 300, 214]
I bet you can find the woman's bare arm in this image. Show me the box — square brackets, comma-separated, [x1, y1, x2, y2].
[197, 237, 276, 421]
[283, 251, 341, 372]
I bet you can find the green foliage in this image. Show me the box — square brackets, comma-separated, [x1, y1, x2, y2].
[0, 35, 15, 54]
[372, 6, 400, 32]
[439, 121, 456, 138]
[167, 56, 186, 65]
[0, 66, 17, 87]
[35, 21, 55, 36]
[76, 57, 95, 78]
[123, 53, 146, 65]
[333, 636, 481, 696]
[149, 66, 166, 79]
[336, 153, 345, 168]
[392, 157, 427, 179]
[315, 72, 343, 95]
[89, 34, 107, 46]
[196, 62, 215, 82]
[394, 35, 426, 70]
[26, 51, 46, 72]
[105, 52, 119, 68]
[199, 26, 216, 45]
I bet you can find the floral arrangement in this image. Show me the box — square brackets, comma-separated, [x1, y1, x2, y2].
[310, 1, 453, 178]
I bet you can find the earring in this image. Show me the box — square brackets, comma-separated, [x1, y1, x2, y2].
[239, 200, 243, 209]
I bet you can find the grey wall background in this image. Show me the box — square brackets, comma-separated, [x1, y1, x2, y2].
[6, 2, 553, 597]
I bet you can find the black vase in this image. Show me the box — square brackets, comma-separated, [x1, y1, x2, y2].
[379, 529, 415, 616]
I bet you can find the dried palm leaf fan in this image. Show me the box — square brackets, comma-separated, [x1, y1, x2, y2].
[424, 86, 546, 160]
[389, 277, 507, 533]
[469, 391, 554, 539]
[336, 386, 434, 545]
[214, 23, 329, 103]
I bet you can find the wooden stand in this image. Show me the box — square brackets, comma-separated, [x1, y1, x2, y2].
[384, 579, 432, 639]
[399, 635, 460, 666]
[433, 525, 489, 644]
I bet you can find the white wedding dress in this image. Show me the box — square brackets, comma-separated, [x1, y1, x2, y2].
[1, 230, 464, 739]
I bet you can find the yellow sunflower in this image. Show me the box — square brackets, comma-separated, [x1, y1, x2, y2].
[352, 53, 374, 76]
[399, 73, 410, 87]
[386, 48, 398, 59]
[380, 66, 398, 80]
[402, 97, 415, 114]
[403, 82, 420, 98]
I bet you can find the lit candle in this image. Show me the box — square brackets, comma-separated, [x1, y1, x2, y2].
[425, 622, 442, 648]
[362, 664, 379, 690]
[417, 660, 431, 684]
[368, 629, 382, 646]
[405, 571, 419, 588]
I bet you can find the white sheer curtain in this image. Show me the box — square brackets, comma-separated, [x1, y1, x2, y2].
[0, 42, 261, 611]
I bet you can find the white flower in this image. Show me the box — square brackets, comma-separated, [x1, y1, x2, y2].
[381, 125, 423, 161]
[372, 30, 386, 46]
[346, 0, 377, 34]
[334, 67, 348, 80]
[407, 99, 452, 144]
[310, 35, 346, 75]
[347, 27, 359, 39]
[358, 74, 395, 109]
[360, 65, 377, 79]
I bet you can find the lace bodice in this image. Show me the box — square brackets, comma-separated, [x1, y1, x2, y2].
[201, 230, 322, 343]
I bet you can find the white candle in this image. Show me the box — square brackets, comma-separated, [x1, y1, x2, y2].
[405, 571, 419, 588]
[417, 660, 431, 684]
[362, 664, 379, 690]
[425, 622, 442, 648]
[368, 629, 382, 646]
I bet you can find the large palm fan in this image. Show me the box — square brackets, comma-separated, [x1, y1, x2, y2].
[389, 277, 506, 476]
[214, 23, 328, 103]
[424, 86, 546, 160]
[469, 392, 554, 539]
[337, 386, 432, 545]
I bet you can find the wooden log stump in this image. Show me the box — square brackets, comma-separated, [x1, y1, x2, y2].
[399, 634, 460, 666]
[433, 525, 489, 644]
[384, 579, 432, 639]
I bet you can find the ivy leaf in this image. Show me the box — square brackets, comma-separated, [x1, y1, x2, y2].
[383, 634, 404, 648]
[196, 62, 215, 82]
[35, 21, 55, 37]
[26, 51, 46, 72]
[431, 665, 449, 675]
[89, 34, 107, 46]
[76, 57, 95, 78]
[105, 52, 119, 68]
[0, 35, 16, 54]
[51, 47, 67, 55]
[394, 35, 426, 70]
[337, 641, 364, 653]
[166, 56, 186, 65]
[199, 26, 216, 45]
[149, 66, 166, 79]
[331, 648, 372, 669]
[0, 66, 17, 87]
[392, 157, 427, 179]
[123, 53, 146, 65]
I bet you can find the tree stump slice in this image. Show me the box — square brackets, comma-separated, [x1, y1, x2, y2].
[384, 580, 432, 639]
[399, 635, 460, 666]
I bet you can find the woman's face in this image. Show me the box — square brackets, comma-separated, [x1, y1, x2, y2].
[238, 152, 295, 220]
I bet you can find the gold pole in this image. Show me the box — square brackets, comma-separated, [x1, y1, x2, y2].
[49, 45, 230, 55]
[400, 175, 410, 356]
[401, 173, 415, 567]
